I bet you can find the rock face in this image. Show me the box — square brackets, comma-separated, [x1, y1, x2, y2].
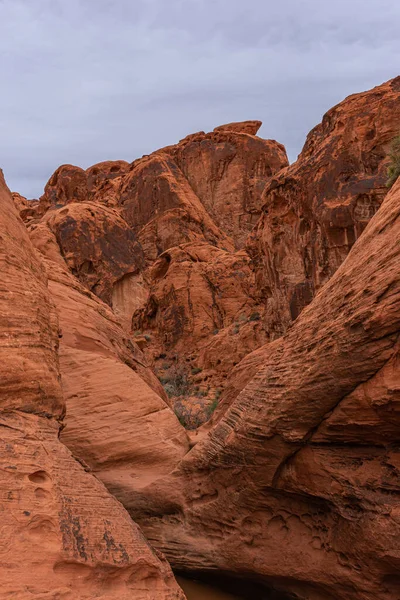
[137, 178, 400, 600]
[40, 201, 145, 304]
[50, 257, 190, 514]
[168, 124, 288, 248]
[248, 77, 400, 337]
[18, 122, 287, 422]
[26, 209, 190, 523]
[0, 171, 185, 599]
[132, 242, 268, 424]
[6, 77, 400, 600]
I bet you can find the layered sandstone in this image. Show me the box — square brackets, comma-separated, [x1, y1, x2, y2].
[248, 76, 400, 337]
[18, 122, 287, 421]
[137, 178, 400, 600]
[0, 171, 185, 599]
[7, 77, 400, 600]
[26, 214, 190, 521]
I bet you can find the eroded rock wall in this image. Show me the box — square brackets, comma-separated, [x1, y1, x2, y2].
[0, 170, 185, 600]
[136, 179, 400, 600]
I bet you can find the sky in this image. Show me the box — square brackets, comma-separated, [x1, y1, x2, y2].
[1, 0, 400, 198]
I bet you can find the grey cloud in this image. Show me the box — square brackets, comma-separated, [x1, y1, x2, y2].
[1, 0, 400, 197]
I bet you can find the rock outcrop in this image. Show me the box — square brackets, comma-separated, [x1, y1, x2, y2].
[17, 121, 287, 421]
[40, 201, 145, 304]
[27, 206, 190, 522]
[248, 77, 400, 337]
[6, 77, 400, 600]
[0, 170, 185, 599]
[137, 178, 400, 600]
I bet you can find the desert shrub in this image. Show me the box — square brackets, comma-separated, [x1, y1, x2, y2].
[213, 328, 219, 335]
[206, 398, 219, 417]
[191, 367, 202, 375]
[386, 135, 400, 188]
[163, 383, 176, 397]
[159, 363, 190, 398]
[232, 324, 240, 334]
[173, 401, 203, 430]
[249, 311, 261, 322]
[144, 334, 151, 342]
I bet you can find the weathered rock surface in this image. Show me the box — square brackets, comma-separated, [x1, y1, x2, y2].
[119, 152, 234, 261]
[0, 170, 185, 599]
[18, 122, 287, 420]
[7, 78, 400, 600]
[168, 124, 288, 248]
[40, 201, 145, 304]
[26, 215, 190, 519]
[131, 242, 268, 422]
[136, 179, 400, 600]
[248, 77, 400, 337]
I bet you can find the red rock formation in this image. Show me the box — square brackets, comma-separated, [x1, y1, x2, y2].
[7, 78, 400, 600]
[26, 213, 190, 520]
[136, 178, 400, 600]
[169, 124, 288, 248]
[248, 77, 400, 337]
[0, 170, 185, 599]
[213, 120, 262, 135]
[119, 152, 234, 261]
[132, 242, 268, 421]
[50, 259, 190, 513]
[19, 121, 286, 420]
[39, 201, 145, 304]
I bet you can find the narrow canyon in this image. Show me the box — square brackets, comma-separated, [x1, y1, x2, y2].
[1, 77, 400, 599]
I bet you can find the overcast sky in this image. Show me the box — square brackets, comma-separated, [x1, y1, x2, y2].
[1, 0, 400, 198]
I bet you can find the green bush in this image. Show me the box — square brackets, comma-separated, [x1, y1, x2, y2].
[249, 311, 261, 322]
[386, 135, 400, 188]
[158, 364, 190, 398]
[206, 398, 219, 417]
[191, 367, 202, 375]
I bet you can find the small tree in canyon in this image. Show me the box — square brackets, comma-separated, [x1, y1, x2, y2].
[386, 134, 400, 188]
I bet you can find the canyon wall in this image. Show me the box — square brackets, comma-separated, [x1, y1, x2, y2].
[7, 77, 400, 600]
[0, 171, 185, 599]
[138, 177, 400, 600]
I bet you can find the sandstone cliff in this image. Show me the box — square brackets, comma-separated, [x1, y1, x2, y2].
[19, 121, 287, 422]
[0, 171, 185, 599]
[247, 76, 400, 337]
[7, 78, 400, 600]
[137, 177, 400, 600]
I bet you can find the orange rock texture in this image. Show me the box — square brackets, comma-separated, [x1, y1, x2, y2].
[0, 171, 185, 599]
[138, 177, 400, 600]
[7, 78, 400, 600]
[248, 76, 400, 337]
[19, 120, 287, 421]
[24, 82, 400, 422]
